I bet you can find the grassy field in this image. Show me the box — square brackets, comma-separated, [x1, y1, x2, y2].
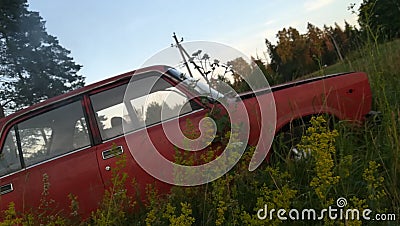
[1, 40, 399, 225]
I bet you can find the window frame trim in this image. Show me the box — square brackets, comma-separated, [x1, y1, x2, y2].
[13, 125, 25, 168]
[0, 96, 93, 172]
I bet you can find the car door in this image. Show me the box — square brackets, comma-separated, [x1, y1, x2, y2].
[0, 127, 25, 213]
[89, 71, 209, 201]
[0, 98, 104, 217]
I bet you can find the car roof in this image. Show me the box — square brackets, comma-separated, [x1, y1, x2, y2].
[0, 65, 168, 137]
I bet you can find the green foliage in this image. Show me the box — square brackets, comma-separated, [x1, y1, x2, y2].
[265, 23, 362, 82]
[241, 167, 298, 226]
[298, 116, 340, 204]
[0, 173, 75, 225]
[358, 0, 400, 41]
[262, 1, 400, 82]
[0, 203, 23, 226]
[162, 202, 195, 226]
[363, 161, 387, 209]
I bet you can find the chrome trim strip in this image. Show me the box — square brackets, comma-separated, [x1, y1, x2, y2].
[0, 168, 26, 180]
[24, 145, 92, 172]
[0, 145, 91, 179]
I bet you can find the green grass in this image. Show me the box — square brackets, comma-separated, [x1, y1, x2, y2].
[304, 39, 400, 84]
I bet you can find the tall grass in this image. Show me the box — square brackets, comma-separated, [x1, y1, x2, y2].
[323, 38, 400, 215]
[351, 38, 400, 217]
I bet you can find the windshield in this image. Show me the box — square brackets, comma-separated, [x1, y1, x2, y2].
[167, 68, 224, 100]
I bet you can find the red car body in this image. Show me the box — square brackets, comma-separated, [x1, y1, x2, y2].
[0, 65, 372, 218]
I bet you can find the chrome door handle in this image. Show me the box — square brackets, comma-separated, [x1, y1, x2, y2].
[101, 146, 123, 160]
[0, 183, 13, 195]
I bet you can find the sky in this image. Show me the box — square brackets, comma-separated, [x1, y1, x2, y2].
[28, 0, 363, 85]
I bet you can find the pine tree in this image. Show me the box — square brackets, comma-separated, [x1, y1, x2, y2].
[0, 0, 84, 116]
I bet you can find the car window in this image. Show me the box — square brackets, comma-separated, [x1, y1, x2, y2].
[0, 130, 21, 177]
[17, 100, 90, 167]
[130, 87, 193, 126]
[17, 126, 52, 165]
[90, 84, 129, 141]
[90, 73, 201, 141]
[73, 117, 90, 149]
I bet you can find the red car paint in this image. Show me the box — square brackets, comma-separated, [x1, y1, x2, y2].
[0, 65, 372, 218]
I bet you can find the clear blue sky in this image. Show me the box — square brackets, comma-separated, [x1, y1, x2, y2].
[28, 0, 362, 84]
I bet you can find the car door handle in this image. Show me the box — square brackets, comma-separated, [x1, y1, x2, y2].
[101, 146, 124, 160]
[0, 183, 14, 195]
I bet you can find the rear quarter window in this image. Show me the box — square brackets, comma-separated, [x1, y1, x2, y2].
[0, 130, 21, 177]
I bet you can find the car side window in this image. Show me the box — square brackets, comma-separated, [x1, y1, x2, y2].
[0, 100, 91, 175]
[90, 74, 201, 141]
[90, 84, 129, 141]
[73, 117, 90, 149]
[0, 130, 21, 177]
[130, 86, 194, 126]
[16, 100, 90, 167]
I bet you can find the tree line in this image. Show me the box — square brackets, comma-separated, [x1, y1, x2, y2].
[235, 0, 400, 86]
[264, 22, 360, 82]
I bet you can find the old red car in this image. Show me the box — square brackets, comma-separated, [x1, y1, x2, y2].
[0, 65, 372, 218]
